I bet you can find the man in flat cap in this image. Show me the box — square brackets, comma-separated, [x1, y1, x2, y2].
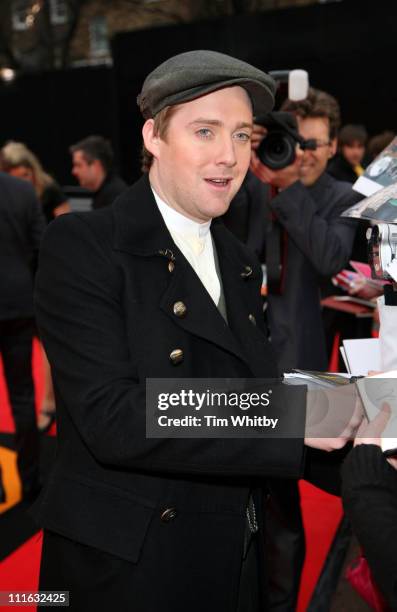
[33, 50, 355, 610]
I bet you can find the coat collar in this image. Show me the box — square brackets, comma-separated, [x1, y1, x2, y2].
[112, 174, 266, 374]
[113, 174, 176, 257]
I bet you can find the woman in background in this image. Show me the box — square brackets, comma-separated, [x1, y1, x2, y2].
[0, 141, 70, 433]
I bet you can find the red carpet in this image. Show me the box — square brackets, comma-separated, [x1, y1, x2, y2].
[297, 481, 343, 610]
[0, 341, 343, 610]
[0, 533, 42, 612]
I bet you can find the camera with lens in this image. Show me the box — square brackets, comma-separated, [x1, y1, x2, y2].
[367, 222, 397, 281]
[255, 111, 317, 170]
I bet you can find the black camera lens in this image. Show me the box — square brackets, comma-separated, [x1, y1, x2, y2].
[257, 131, 297, 170]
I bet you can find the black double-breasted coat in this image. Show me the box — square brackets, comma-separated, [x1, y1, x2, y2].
[33, 175, 306, 611]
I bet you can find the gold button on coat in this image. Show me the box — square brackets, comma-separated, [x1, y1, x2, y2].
[173, 301, 187, 318]
[248, 314, 256, 325]
[168, 261, 175, 273]
[160, 507, 177, 522]
[170, 349, 184, 365]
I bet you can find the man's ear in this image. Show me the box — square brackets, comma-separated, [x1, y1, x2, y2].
[142, 119, 160, 158]
[94, 158, 105, 175]
[329, 137, 337, 158]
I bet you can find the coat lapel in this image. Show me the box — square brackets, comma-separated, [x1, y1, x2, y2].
[211, 220, 276, 377]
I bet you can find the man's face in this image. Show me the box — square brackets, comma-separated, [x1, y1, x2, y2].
[341, 141, 365, 167]
[72, 150, 100, 190]
[297, 116, 337, 187]
[144, 86, 253, 223]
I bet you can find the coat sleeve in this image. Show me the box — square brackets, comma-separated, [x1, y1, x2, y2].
[35, 213, 306, 478]
[341, 445, 397, 609]
[270, 180, 358, 277]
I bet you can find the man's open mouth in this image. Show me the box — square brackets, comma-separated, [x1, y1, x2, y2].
[205, 178, 232, 186]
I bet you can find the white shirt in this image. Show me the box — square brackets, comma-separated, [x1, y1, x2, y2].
[152, 187, 221, 305]
[377, 294, 397, 371]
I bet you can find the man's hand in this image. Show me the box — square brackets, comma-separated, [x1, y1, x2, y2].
[304, 437, 350, 452]
[249, 122, 302, 190]
[251, 123, 267, 151]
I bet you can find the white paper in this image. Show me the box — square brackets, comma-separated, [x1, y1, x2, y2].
[353, 174, 383, 197]
[342, 338, 381, 376]
[356, 371, 397, 451]
[339, 346, 350, 373]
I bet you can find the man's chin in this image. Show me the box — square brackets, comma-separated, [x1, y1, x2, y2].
[299, 172, 319, 187]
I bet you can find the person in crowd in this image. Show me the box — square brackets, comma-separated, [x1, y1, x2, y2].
[249, 89, 358, 372]
[0, 170, 45, 502]
[70, 135, 127, 209]
[0, 141, 70, 224]
[366, 130, 396, 163]
[236, 88, 359, 610]
[327, 124, 368, 184]
[0, 141, 70, 434]
[342, 281, 397, 610]
[32, 50, 357, 611]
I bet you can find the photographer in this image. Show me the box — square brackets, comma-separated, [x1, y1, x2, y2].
[250, 88, 359, 372]
[248, 88, 360, 610]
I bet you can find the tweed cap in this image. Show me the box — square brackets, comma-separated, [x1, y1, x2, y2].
[137, 50, 276, 119]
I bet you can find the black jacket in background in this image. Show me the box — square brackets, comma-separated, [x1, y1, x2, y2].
[268, 173, 358, 371]
[327, 153, 360, 184]
[0, 172, 45, 320]
[226, 172, 358, 371]
[92, 172, 127, 209]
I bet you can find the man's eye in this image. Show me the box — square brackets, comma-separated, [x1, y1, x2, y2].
[196, 128, 213, 139]
[234, 132, 251, 142]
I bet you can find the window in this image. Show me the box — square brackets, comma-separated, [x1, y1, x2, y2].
[89, 15, 110, 58]
[12, 0, 68, 31]
[12, 0, 37, 31]
[49, 0, 68, 25]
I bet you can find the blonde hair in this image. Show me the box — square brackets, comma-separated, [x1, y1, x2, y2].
[0, 141, 53, 197]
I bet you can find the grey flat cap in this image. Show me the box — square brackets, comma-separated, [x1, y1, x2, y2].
[137, 50, 276, 119]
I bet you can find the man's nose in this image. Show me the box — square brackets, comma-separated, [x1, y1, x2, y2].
[301, 143, 315, 159]
[216, 136, 237, 167]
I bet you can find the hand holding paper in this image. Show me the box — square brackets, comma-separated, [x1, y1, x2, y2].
[304, 384, 364, 452]
[354, 402, 397, 470]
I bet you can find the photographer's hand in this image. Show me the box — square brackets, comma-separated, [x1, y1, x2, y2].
[251, 123, 267, 150]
